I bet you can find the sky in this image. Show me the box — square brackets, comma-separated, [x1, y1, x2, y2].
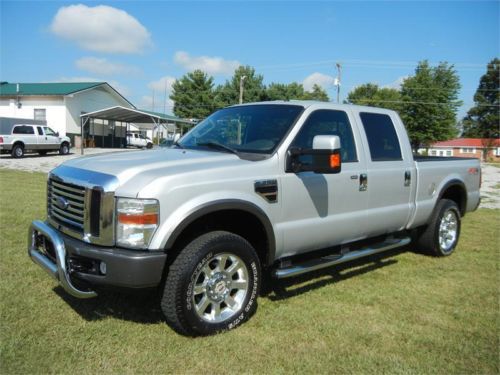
[1, 1, 498, 117]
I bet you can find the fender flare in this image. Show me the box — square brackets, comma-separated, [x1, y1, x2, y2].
[437, 179, 467, 215]
[164, 199, 276, 266]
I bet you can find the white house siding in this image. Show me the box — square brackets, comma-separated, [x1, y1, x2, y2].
[64, 86, 133, 136]
[0, 97, 67, 134]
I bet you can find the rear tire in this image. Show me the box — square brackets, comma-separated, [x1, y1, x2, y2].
[415, 199, 461, 256]
[161, 231, 261, 336]
[11, 144, 24, 158]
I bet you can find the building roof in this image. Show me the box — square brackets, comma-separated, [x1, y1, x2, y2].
[81, 106, 193, 125]
[0, 82, 106, 96]
[431, 138, 500, 148]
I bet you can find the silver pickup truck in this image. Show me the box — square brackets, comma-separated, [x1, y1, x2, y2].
[28, 101, 480, 335]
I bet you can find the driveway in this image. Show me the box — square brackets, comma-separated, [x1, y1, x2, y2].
[0, 147, 139, 173]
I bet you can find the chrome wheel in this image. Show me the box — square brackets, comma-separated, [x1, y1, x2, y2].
[14, 146, 23, 157]
[438, 209, 458, 252]
[192, 253, 249, 323]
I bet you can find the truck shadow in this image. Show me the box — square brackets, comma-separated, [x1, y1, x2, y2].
[54, 286, 164, 324]
[262, 247, 406, 301]
[54, 246, 408, 324]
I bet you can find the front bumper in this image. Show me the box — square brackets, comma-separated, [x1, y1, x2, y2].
[28, 220, 167, 298]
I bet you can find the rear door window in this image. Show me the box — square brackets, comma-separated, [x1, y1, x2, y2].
[13, 125, 35, 135]
[359, 112, 402, 161]
[36, 127, 43, 135]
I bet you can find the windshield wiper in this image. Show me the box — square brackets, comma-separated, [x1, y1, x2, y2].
[197, 141, 239, 155]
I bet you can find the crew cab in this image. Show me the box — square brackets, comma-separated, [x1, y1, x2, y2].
[28, 101, 480, 335]
[127, 132, 153, 149]
[0, 123, 71, 158]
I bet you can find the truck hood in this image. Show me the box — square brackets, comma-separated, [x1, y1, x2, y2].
[56, 148, 249, 195]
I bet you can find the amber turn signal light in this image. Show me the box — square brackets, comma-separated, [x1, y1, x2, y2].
[118, 213, 158, 225]
[330, 154, 340, 168]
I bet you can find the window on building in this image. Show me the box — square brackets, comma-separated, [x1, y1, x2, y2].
[34, 108, 46, 121]
[430, 150, 437, 156]
[12, 125, 35, 135]
[359, 112, 402, 161]
[446, 150, 452, 156]
[460, 147, 475, 153]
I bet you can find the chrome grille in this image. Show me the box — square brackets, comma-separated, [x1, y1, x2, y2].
[48, 178, 85, 233]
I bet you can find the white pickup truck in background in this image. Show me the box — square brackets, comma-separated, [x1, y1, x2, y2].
[127, 132, 153, 149]
[0, 123, 71, 158]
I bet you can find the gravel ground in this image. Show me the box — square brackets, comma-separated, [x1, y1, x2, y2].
[0, 147, 140, 173]
[1, 149, 498, 209]
[479, 164, 500, 209]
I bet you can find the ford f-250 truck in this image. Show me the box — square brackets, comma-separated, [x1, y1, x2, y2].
[0, 123, 71, 158]
[28, 101, 481, 335]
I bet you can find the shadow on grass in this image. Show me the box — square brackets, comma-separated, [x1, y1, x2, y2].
[54, 247, 408, 324]
[54, 287, 164, 324]
[263, 247, 407, 301]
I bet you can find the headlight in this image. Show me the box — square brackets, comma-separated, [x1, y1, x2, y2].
[116, 198, 159, 249]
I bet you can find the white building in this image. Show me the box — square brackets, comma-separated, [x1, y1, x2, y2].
[0, 82, 134, 145]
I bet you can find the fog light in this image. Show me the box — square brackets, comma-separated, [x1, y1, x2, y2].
[99, 261, 107, 275]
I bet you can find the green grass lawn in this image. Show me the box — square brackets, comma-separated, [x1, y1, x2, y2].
[1, 169, 498, 374]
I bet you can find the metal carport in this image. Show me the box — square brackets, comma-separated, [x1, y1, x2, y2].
[80, 106, 193, 155]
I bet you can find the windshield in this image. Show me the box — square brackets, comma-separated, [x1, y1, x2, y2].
[179, 104, 303, 154]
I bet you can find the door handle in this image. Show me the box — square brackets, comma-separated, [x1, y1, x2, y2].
[359, 174, 368, 191]
[404, 170, 411, 187]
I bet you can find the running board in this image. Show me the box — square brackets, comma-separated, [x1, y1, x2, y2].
[273, 237, 411, 279]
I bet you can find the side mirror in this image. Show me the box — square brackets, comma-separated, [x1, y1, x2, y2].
[55, 132, 60, 137]
[286, 135, 342, 174]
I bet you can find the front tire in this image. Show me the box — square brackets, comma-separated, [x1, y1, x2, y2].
[415, 199, 461, 256]
[59, 142, 70, 155]
[161, 231, 261, 336]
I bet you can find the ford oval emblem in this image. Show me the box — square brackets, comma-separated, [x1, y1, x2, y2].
[55, 196, 70, 210]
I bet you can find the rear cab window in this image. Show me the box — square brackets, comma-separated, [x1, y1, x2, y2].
[359, 112, 402, 161]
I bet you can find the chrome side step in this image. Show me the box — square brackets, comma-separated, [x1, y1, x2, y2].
[273, 237, 411, 279]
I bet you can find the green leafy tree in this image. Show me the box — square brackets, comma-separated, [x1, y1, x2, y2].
[170, 70, 216, 119]
[302, 84, 330, 101]
[266, 82, 305, 100]
[215, 66, 267, 108]
[345, 83, 401, 111]
[461, 58, 499, 159]
[265, 82, 329, 101]
[400, 61, 461, 151]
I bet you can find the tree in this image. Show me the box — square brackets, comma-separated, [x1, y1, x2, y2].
[400, 61, 461, 151]
[265, 82, 330, 101]
[170, 70, 216, 119]
[215, 66, 267, 108]
[461, 58, 499, 159]
[345, 83, 401, 111]
[302, 84, 329, 101]
[266, 82, 305, 100]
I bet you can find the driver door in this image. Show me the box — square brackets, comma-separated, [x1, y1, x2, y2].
[279, 109, 369, 256]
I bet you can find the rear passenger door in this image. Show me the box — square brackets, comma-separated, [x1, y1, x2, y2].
[12, 125, 38, 148]
[356, 112, 414, 237]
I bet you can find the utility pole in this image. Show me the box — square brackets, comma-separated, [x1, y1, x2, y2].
[336, 63, 341, 104]
[239, 75, 247, 104]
